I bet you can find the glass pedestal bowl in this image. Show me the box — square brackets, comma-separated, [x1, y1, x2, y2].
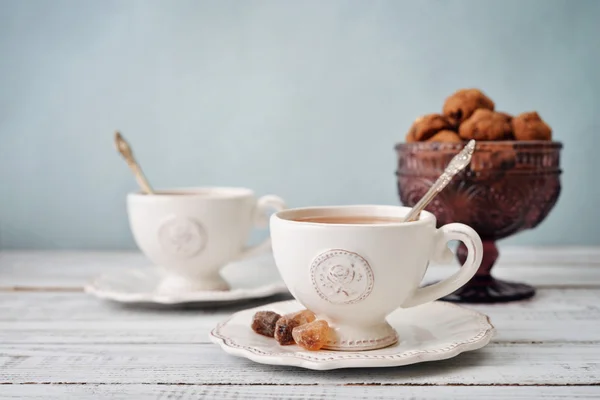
[395, 141, 562, 303]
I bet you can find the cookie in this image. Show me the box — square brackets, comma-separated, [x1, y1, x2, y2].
[512, 111, 552, 141]
[458, 109, 512, 141]
[443, 89, 495, 126]
[407, 114, 454, 141]
[427, 130, 462, 143]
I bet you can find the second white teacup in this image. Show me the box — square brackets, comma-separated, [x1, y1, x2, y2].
[270, 205, 483, 351]
[127, 187, 285, 294]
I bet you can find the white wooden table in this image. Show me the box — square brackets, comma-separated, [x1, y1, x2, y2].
[1, 248, 599, 399]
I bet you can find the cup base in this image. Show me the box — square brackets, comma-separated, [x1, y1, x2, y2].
[157, 274, 230, 294]
[323, 321, 399, 351]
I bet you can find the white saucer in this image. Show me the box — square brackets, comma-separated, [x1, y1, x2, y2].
[84, 256, 288, 305]
[210, 300, 494, 370]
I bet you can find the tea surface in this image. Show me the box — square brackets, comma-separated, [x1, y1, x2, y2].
[293, 215, 404, 224]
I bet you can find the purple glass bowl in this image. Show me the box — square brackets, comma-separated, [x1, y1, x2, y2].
[395, 141, 563, 303]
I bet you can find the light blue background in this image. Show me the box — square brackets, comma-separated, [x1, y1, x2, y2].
[1, 0, 598, 249]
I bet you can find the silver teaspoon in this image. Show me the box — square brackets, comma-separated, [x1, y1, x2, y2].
[114, 131, 154, 194]
[402, 139, 476, 222]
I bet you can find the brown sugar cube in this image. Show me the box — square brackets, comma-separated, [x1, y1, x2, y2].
[512, 111, 552, 141]
[274, 317, 296, 345]
[443, 88, 495, 126]
[274, 310, 317, 345]
[251, 311, 281, 337]
[459, 109, 512, 141]
[292, 320, 331, 351]
[426, 130, 462, 143]
[288, 310, 317, 325]
[407, 114, 454, 141]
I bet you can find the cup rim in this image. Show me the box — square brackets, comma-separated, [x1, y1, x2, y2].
[272, 205, 435, 228]
[127, 186, 255, 199]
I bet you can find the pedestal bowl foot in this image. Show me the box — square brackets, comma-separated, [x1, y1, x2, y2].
[441, 276, 535, 303]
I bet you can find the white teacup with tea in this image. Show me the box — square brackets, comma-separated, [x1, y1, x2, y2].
[270, 205, 483, 351]
[128, 187, 285, 294]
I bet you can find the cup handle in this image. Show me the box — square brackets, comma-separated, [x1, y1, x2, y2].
[402, 223, 483, 308]
[234, 195, 286, 261]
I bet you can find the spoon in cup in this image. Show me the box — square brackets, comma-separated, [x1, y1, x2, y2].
[402, 139, 476, 222]
[114, 131, 154, 194]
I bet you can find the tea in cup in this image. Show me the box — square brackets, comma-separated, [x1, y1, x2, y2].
[128, 187, 285, 294]
[270, 205, 482, 351]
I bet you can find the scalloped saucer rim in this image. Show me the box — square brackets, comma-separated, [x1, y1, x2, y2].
[209, 300, 495, 370]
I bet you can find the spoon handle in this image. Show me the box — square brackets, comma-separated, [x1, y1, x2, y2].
[129, 162, 154, 194]
[114, 131, 154, 194]
[403, 140, 476, 222]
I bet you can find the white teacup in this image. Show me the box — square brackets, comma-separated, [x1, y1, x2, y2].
[270, 205, 483, 351]
[127, 187, 286, 294]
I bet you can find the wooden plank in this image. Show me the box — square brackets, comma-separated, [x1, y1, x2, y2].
[0, 252, 279, 289]
[0, 385, 598, 400]
[425, 265, 600, 288]
[1, 343, 598, 385]
[1, 249, 600, 289]
[1, 250, 597, 392]
[492, 246, 600, 265]
[478, 266, 600, 288]
[0, 251, 147, 289]
[1, 289, 598, 344]
[0, 246, 597, 267]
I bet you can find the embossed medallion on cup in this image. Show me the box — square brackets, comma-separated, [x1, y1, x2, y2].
[158, 216, 207, 258]
[310, 249, 374, 305]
